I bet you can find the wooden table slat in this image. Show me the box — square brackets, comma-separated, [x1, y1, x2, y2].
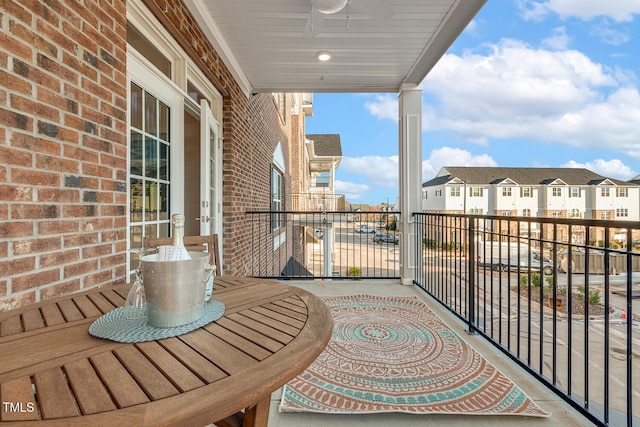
[0, 315, 23, 337]
[272, 297, 308, 315]
[0, 376, 39, 421]
[251, 306, 305, 330]
[157, 337, 228, 384]
[33, 367, 80, 419]
[180, 329, 258, 375]
[90, 351, 150, 408]
[64, 358, 118, 414]
[242, 309, 301, 336]
[135, 341, 206, 392]
[86, 291, 119, 314]
[21, 309, 45, 332]
[227, 312, 294, 345]
[99, 289, 126, 309]
[57, 299, 85, 322]
[40, 303, 66, 327]
[72, 295, 103, 318]
[113, 346, 179, 401]
[204, 323, 272, 361]
[214, 317, 284, 353]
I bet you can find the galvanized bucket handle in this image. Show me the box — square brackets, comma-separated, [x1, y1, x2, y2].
[202, 264, 216, 282]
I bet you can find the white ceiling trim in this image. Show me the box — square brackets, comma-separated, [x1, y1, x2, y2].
[184, 0, 253, 97]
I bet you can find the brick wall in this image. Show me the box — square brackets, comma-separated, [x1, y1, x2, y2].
[1, 0, 128, 310]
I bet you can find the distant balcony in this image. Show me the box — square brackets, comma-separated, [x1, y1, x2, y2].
[291, 193, 346, 211]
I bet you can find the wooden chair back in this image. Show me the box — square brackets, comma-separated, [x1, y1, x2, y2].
[144, 234, 221, 276]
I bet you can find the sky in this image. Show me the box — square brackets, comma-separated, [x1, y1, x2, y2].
[304, 0, 640, 206]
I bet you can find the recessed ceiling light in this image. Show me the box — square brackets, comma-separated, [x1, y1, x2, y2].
[316, 51, 332, 61]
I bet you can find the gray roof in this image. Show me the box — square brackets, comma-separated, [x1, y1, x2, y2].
[306, 134, 342, 157]
[422, 166, 632, 187]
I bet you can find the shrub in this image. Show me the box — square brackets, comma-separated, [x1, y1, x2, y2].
[347, 266, 361, 277]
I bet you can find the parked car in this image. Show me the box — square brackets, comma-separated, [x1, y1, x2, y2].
[356, 225, 376, 233]
[373, 233, 399, 244]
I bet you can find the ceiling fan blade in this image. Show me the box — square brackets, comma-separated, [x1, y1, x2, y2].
[349, 0, 394, 21]
[304, 8, 325, 37]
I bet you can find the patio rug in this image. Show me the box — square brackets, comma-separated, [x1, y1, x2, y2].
[279, 294, 549, 417]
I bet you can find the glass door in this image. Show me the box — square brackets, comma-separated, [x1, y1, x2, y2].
[199, 99, 221, 235]
[127, 53, 183, 273]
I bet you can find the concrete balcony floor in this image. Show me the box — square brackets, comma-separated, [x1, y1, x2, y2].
[264, 279, 592, 427]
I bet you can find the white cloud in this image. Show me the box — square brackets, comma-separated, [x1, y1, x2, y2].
[542, 26, 571, 49]
[364, 94, 397, 120]
[561, 159, 637, 180]
[589, 20, 631, 46]
[340, 155, 399, 189]
[334, 180, 370, 201]
[422, 147, 498, 181]
[421, 39, 640, 159]
[519, 0, 640, 22]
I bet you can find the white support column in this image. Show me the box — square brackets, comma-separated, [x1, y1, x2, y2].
[398, 84, 422, 285]
[324, 224, 333, 277]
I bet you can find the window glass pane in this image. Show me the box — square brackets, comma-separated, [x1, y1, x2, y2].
[130, 178, 143, 222]
[145, 181, 158, 221]
[145, 137, 158, 178]
[159, 101, 169, 141]
[130, 131, 143, 176]
[145, 92, 158, 136]
[126, 22, 171, 78]
[159, 142, 169, 180]
[159, 183, 169, 220]
[130, 83, 143, 130]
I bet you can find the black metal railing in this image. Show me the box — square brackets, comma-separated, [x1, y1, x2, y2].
[414, 212, 640, 427]
[246, 210, 400, 279]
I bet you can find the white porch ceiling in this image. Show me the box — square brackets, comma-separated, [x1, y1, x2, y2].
[185, 0, 486, 94]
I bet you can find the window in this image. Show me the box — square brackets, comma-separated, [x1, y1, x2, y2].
[601, 187, 610, 197]
[470, 187, 483, 197]
[502, 211, 512, 216]
[520, 187, 532, 197]
[435, 189, 442, 197]
[570, 187, 580, 198]
[601, 211, 611, 220]
[502, 187, 512, 196]
[469, 208, 483, 214]
[616, 208, 629, 218]
[569, 209, 580, 218]
[616, 188, 628, 197]
[522, 208, 531, 217]
[552, 187, 562, 197]
[552, 211, 563, 218]
[450, 186, 460, 197]
[271, 166, 284, 231]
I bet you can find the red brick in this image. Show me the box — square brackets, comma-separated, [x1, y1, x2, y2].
[82, 244, 113, 259]
[12, 269, 61, 293]
[36, 154, 79, 174]
[0, 184, 34, 201]
[40, 249, 80, 268]
[0, 292, 36, 312]
[38, 188, 79, 203]
[11, 204, 59, 220]
[13, 237, 62, 256]
[83, 270, 114, 288]
[11, 168, 60, 187]
[63, 260, 99, 279]
[37, 219, 79, 235]
[12, 132, 61, 156]
[64, 233, 99, 248]
[0, 146, 32, 167]
[0, 256, 35, 276]
[0, 221, 33, 238]
[40, 280, 81, 301]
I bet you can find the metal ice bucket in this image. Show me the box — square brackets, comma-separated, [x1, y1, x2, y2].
[141, 251, 212, 328]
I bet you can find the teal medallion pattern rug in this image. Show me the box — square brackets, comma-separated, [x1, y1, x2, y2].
[279, 295, 549, 417]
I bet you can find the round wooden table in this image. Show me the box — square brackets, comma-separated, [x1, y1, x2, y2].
[0, 277, 332, 426]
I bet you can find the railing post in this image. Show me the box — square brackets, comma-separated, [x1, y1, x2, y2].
[467, 217, 476, 334]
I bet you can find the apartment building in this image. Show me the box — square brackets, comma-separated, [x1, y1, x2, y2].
[422, 166, 639, 244]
